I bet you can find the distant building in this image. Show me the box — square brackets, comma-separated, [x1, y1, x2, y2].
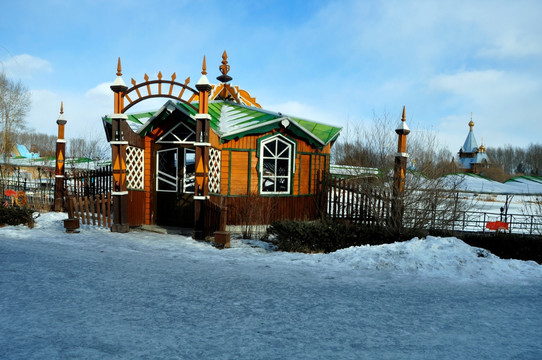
[11, 144, 40, 159]
[456, 119, 489, 174]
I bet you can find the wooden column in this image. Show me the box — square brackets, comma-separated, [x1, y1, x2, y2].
[193, 56, 212, 240]
[390, 106, 410, 231]
[54, 102, 67, 211]
[110, 58, 130, 232]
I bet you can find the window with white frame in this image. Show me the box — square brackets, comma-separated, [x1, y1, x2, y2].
[259, 134, 295, 194]
[156, 147, 195, 194]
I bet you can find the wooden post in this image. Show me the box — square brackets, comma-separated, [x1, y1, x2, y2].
[390, 106, 410, 231]
[193, 56, 212, 240]
[54, 102, 67, 211]
[214, 200, 231, 248]
[110, 58, 130, 232]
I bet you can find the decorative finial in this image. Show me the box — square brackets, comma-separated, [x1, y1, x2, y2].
[220, 50, 230, 76]
[57, 101, 67, 125]
[395, 106, 410, 134]
[202, 56, 207, 76]
[217, 50, 233, 83]
[196, 56, 212, 91]
[111, 57, 128, 92]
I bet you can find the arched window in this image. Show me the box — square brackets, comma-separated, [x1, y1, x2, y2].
[258, 134, 296, 194]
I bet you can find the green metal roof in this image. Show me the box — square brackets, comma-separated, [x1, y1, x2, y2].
[110, 100, 342, 148]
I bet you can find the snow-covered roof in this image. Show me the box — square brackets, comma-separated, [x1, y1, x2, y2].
[330, 164, 380, 178]
[106, 99, 342, 149]
[442, 174, 542, 195]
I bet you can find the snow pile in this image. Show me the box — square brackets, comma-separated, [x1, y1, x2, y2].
[8, 212, 542, 284]
[328, 236, 542, 282]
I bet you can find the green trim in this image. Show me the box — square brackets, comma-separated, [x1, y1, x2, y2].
[308, 154, 313, 195]
[247, 149, 253, 195]
[297, 153, 301, 195]
[228, 149, 232, 196]
[221, 147, 253, 152]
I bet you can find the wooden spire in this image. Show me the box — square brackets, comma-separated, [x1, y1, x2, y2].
[116, 57, 122, 76]
[202, 56, 207, 75]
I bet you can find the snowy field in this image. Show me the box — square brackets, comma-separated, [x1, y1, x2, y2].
[1, 212, 542, 359]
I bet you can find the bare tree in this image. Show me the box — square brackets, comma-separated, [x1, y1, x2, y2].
[487, 143, 542, 176]
[332, 112, 472, 233]
[67, 132, 109, 161]
[0, 72, 31, 159]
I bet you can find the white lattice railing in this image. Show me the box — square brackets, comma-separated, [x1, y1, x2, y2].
[126, 146, 145, 190]
[209, 148, 221, 194]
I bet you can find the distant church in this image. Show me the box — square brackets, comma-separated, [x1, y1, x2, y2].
[456, 117, 489, 174]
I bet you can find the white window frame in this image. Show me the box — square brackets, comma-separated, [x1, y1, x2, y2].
[156, 148, 178, 193]
[259, 134, 296, 194]
[156, 147, 195, 194]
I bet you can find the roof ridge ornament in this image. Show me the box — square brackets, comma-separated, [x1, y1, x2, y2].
[217, 50, 233, 83]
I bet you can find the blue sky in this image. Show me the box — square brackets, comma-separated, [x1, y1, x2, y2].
[1, 0, 541, 155]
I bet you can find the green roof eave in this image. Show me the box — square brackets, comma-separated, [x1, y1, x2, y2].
[108, 99, 342, 148]
[217, 116, 326, 149]
[137, 100, 196, 136]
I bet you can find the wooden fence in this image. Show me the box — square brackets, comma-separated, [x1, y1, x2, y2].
[67, 193, 112, 228]
[323, 175, 391, 225]
[65, 165, 112, 198]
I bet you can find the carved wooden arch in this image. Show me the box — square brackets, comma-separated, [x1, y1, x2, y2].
[121, 72, 199, 113]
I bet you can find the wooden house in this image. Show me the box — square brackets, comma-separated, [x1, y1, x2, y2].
[104, 53, 341, 237]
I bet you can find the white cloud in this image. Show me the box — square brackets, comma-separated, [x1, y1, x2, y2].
[85, 82, 113, 113]
[1, 54, 53, 79]
[429, 70, 539, 105]
[27, 86, 111, 143]
[477, 33, 542, 59]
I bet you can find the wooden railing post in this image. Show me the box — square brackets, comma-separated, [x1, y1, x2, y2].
[54, 102, 67, 211]
[390, 106, 410, 231]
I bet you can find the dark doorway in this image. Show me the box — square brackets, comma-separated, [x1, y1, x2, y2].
[156, 147, 195, 227]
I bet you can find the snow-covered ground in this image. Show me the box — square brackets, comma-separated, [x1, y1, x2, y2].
[1, 212, 542, 359]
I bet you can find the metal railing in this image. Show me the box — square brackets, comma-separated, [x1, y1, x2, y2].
[403, 209, 542, 235]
